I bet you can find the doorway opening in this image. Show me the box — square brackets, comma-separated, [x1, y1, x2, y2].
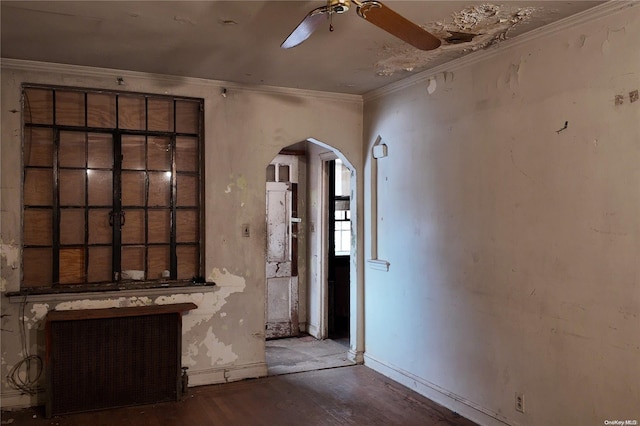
[328, 158, 351, 340]
[264, 140, 359, 376]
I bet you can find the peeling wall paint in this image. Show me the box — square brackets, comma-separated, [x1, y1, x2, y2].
[376, 4, 539, 76]
[202, 326, 238, 366]
[0, 242, 20, 292]
[3, 267, 249, 390]
[0, 242, 19, 270]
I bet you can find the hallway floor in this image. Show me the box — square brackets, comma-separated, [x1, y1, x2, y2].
[265, 335, 354, 376]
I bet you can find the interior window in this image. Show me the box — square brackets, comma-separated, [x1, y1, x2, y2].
[22, 85, 203, 288]
[333, 159, 351, 256]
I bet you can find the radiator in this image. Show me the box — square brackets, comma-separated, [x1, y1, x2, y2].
[45, 303, 196, 417]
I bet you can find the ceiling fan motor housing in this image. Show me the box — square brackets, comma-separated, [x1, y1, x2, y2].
[329, 0, 351, 14]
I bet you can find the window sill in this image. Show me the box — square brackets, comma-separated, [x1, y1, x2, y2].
[6, 280, 216, 304]
[367, 259, 390, 272]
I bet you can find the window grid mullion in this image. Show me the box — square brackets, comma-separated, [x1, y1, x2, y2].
[170, 135, 177, 280]
[52, 126, 60, 285]
[112, 131, 122, 281]
[83, 93, 89, 282]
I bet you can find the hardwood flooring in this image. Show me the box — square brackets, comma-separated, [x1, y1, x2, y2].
[1, 365, 478, 426]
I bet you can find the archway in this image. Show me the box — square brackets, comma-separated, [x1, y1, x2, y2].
[263, 138, 362, 375]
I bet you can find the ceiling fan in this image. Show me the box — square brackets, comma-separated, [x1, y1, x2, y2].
[281, 0, 441, 51]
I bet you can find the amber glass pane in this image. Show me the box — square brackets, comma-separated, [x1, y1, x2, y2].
[148, 209, 170, 243]
[87, 93, 116, 128]
[177, 174, 197, 207]
[176, 209, 198, 243]
[23, 248, 52, 287]
[118, 95, 146, 130]
[87, 246, 112, 283]
[56, 91, 85, 126]
[176, 137, 198, 172]
[121, 246, 145, 274]
[148, 245, 170, 280]
[177, 245, 198, 280]
[148, 172, 171, 207]
[23, 209, 52, 246]
[24, 88, 53, 125]
[121, 171, 145, 206]
[60, 209, 85, 245]
[59, 170, 85, 206]
[87, 133, 113, 169]
[121, 209, 144, 244]
[59, 131, 86, 167]
[88, 209, 112, 244]
[88, 170, 112, 206]
[175, 100, 199, 134]
[25, 128, 53, 167]
[148, 136, 171, 170]
[24, 168, 53, 206]
[59, 248, 85, 284]
[148, 98, 173, 132]
[122, 135, 145, 170]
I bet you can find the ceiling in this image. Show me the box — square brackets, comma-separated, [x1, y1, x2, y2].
[1, 1, 605, 95]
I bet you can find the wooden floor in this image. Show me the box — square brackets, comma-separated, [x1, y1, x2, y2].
[1, 365, 477, 426]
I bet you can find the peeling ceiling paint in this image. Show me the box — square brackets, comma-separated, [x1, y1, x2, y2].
[375, 4, 539, 76]
[0, 1, 606, 94]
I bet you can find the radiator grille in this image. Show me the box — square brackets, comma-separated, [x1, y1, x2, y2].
[48, 313, 180, 416]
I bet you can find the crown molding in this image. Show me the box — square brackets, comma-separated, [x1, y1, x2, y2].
[363, 0, 638, 102]
[0, 58, 362, 104]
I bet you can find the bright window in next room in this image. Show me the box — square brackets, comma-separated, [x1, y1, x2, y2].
[21, 85, 203, 289]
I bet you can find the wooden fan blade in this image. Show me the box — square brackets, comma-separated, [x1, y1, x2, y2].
[281, 6, 329, 49]
[356, 1, 441, 51]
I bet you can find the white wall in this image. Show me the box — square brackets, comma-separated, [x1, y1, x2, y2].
[362, 3, 639, 426]
[0, 61, 362, 408]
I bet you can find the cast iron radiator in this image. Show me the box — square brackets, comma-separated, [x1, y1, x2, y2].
[45, 303, 196, 417]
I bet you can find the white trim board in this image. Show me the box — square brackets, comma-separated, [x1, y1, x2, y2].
[0, 58, 362, 104]
[364, 354, 517, 426]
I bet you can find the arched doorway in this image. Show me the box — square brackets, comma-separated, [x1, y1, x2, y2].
[264, 138, 361, 375]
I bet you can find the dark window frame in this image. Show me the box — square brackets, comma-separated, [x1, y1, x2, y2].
[21, 84, 204, 290]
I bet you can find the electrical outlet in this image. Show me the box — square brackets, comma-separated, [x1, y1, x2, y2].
[515, 392, 525, 413]
[242, 224, 250, 238]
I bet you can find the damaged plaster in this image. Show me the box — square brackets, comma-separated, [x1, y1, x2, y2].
[0, 241, 20, 292]
[376, 3, 539, 76]
[24, 267, 247, 369]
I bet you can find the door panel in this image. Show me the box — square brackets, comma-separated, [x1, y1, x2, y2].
[265, 155, 299, 339]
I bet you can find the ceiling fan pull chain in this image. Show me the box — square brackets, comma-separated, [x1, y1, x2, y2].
[330, 11, 334, 32]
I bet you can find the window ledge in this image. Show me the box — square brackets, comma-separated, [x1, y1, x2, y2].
[367, 259, 390, 272]
[6, 281, 216, 304]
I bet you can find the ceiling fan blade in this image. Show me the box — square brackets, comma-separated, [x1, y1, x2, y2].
[281, 6, 329, 49]
[356, 1, 441, 51]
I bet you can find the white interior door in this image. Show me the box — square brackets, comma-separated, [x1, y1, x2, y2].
[265, 156, 299, 339]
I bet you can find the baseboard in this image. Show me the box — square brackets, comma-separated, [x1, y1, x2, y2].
[348, 348, 364, 364]
[0, 389, 43, 410]
[364, 354, 515, 426]
[306, 323, 321, 339]
[188, 361, 268, 387]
